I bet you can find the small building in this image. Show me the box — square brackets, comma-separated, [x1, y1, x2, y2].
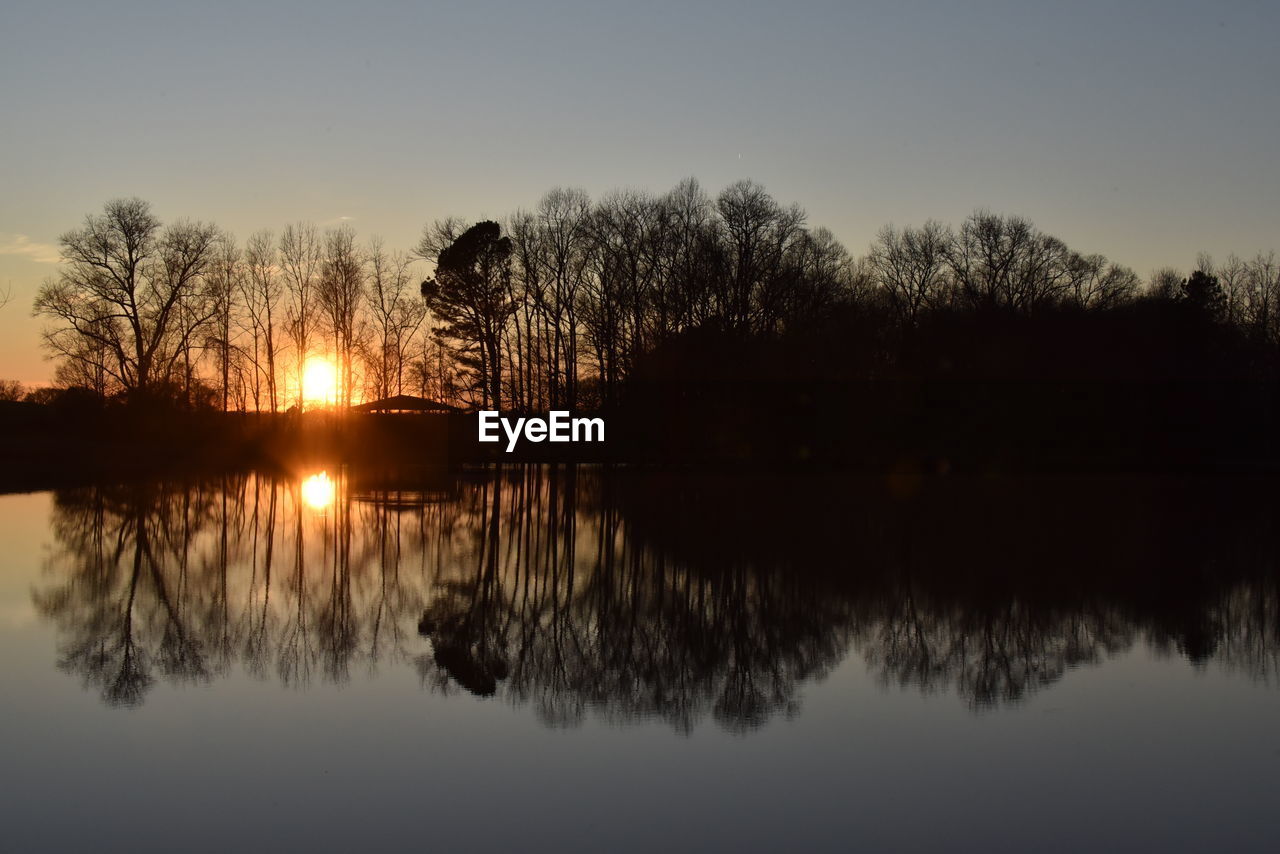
[350, 394, 462, 414]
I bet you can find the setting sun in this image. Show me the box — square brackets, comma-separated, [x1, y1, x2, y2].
[302, 357, 338, 406]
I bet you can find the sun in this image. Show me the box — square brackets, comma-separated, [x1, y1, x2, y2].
[302, 357, 338, 406]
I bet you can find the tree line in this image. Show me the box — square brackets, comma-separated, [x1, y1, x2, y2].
[29, 201, 432, 411]
[22, 181, 1280, 411]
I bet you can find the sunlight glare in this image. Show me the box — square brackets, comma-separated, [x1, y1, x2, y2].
[301, 472, 336, 511]
[302, 358, 338, 406]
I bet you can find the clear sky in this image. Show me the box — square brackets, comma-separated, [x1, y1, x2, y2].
[2, 0, 1277, 384]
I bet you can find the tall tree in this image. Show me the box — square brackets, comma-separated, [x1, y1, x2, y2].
[533, 188, 591, 408]
[421, 221, 514, 408]
[945, 211, 1074, 313]
[206, 234, 243, 411]
[365, 238, 425, 400]
[34, 198, 219, 404]
[242, 230, 283, 411]
[869, 221, 951, 326]
[279, 223, 320, 410]
[715, 180, 807, 333]
[318, 225, 364, 408]
[1183, 269, 1226, 320]
[1242, 253, 1279, 344]
[1062, 253, 1139, 310]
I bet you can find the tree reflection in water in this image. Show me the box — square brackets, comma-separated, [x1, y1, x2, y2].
[32, 467, 1280, 725]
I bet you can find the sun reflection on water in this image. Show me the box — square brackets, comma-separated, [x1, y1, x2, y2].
[300, 472, 336, 511]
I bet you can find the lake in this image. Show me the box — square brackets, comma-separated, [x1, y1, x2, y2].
[2, 466, 1279, 852]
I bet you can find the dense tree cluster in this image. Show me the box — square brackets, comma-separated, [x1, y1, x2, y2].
[416, 179, 859, 409]
[26, 184, 1280, 412]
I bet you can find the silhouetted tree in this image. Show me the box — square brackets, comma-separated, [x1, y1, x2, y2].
[365, 238, 425, 400]
[34, 198, 220, 405]
[242, 230, 284, 411]
[205, 234, 243, 411]
[28, 185, 1280, 431]
[1149, 267, 1184, 300]
[716, 180, 808, 333]
[421, 221, 514, 408]
[869, 220, 951, 326]
[318, 225, 364, 408]
[945, 211, 1074, 312]
[279, 222, 321, 410]
[1183, 269, 1226, 320]
[1242, 252, 1279, 344]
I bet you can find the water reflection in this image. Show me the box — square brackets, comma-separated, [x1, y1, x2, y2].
[300, 471, 336, 511]
[31, 467, 1280, 725]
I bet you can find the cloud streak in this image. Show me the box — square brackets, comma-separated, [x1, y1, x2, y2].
[0, 234, 60, 264]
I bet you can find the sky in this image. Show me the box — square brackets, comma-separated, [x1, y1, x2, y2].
[2, 0, 1277, 384]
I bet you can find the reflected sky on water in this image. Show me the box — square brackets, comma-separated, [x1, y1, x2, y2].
[2, 466, 1279, 852]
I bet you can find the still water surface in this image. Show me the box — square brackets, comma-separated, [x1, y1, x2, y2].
[2, 466, 1279, 851]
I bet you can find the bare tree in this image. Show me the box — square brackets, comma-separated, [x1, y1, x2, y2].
[415, 217, 469, 264]
[869, 221, 951, 326]
[716, 180, 807, 333]
[1242, 252, 1279, 344]
[52, 324, 117, 398]
[583, 189, 664, 404]
[279, 223, 320, 410]
[365, 237, 425, 400]
[205, 234, 243, 411]
[242, 230, 284, 411]
[34, 198, 220, 404]
[655, 178, 720, 331]
[1215, 254, 1249, 326]
[1149, 268, 1184, 300]
[531, 188, 591, 408]
[788, 225, 858, 322]
[507, 210, 543, 409]
[411, 331, 463, 406]
[1064, 253, 1139, 310]
[318, 225, 364, 408]
[945, 211, 1074, 312]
